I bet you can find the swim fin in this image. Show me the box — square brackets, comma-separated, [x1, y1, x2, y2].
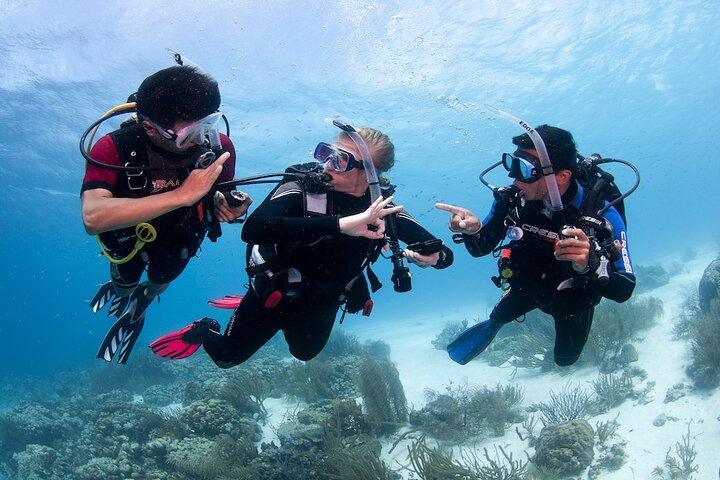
[89, 281, 130, 318]
[149, 317, 221, 360]
[446, 319, 503, 365]
[208, 295, 244, 309]
[96, 285, 153, 364]
[97, 313, 145, 364]
[108, 294, 131, 318]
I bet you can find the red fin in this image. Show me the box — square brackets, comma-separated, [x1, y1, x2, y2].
[208, 295, 244, 309]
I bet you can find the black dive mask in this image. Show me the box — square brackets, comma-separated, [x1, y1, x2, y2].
[503, 150, 542, 183]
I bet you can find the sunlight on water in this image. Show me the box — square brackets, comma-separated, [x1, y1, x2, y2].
[0, 1, 718, 479]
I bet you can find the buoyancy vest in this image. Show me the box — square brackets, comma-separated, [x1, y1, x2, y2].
[496, 183, 621, 299]
[245, 163, 383, 318]
[98, 123, 222, 254]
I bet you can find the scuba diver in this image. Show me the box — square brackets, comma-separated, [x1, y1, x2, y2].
[437, 109, 637, 366]
[80, 65, 252, 364]
[149, 121, 454, 367]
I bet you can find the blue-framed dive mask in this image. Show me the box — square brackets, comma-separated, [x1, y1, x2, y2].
[502, 151, 542, 183]
[313, 142, 363, 172]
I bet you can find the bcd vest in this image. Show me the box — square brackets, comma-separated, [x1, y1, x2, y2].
[98, 123, 223, 253]
[245, 164, 384, 319]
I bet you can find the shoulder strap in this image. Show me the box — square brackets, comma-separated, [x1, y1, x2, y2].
[285, 163, 331, 217]
[109, 123, 149, 196]
[576, 165, 627, 227]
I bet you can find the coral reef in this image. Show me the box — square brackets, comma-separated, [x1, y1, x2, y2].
[2, 300, 711, 480]
[686, 298, 720, 389]
[181, 398, 261, 440]
[673, 286, 701, 340]
[652, 425, 698, 480]
[285, 355, 360, 402]
[410, 382, 525, 442]
[698, 257, 720, 312]
[484, 310, 556, 370]
[531, 420, 595, 475]
[315, 329, 365, 360]
[582, 296, 663, 372]
[320, 445, 402, 480]
[404, 434, 529, 480]
[219, 366, 271, 419]
[634, 263, 671, 293]
[12, 444, 58, 480]
[587, 415, 627, 478]
[532, 383, 590, 426]
[590, 371, 635, 413]
[166, 434, 259, 479]
[281, 329, 373, 403]
[357, 355, 408, 434]
[432, 318, 469, 351]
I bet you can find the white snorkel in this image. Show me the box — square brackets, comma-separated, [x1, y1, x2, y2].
[327, 118, 382, 202]
[485, 105, 563, 212]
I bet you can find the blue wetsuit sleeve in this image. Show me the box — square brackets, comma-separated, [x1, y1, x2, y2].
[461, 200, 507, 257]
[594, 205, 635, 302]
[241, 186, 340, 245]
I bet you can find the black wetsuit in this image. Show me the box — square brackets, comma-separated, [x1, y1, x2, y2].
[461, 181, 635, 366]
[202, 176, 454, 368]
[81, 125, 236, 288]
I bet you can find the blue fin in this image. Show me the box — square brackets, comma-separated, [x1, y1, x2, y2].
[446, 320, 503, 365]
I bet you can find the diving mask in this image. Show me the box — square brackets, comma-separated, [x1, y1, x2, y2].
[313, 142, 363, 172]
[143, 112, 223, 149]
[502, 151, 542, 183]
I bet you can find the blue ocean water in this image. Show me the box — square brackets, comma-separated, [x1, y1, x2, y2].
[0, 1, 718, 471]
[0, 0, 717, 374]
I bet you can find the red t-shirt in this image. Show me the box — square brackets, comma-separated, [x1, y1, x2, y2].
[81, 133, 237, 196]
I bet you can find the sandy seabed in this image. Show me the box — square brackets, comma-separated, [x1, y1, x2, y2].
[264, 248, 720, 479]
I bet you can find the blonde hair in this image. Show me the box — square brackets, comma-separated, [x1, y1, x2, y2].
[339, 127, 396, 173]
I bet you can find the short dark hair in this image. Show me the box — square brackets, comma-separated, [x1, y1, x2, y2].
[136, 66, 220, 128]
[512, 124, 577, 171]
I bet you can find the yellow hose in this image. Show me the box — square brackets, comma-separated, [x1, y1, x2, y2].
[97, 222, 157, 264]
[86, 102, 137, 152]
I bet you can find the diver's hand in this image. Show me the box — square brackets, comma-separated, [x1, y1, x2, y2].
[555, 227, 591, 272]
[435, 203, 482, 235]
[175, 152, 229, 207]
[339, 196, 403, 239]
[403, 249, 439, 268]
[214, 190, 253, 222]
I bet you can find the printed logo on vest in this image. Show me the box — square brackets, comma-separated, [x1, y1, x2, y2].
[151, 179, 181, 193]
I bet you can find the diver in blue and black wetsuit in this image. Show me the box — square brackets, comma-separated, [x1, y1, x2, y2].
[437, 121, 635, 366]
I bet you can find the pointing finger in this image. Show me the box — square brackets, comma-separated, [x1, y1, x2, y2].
[215, 152, 230, 165]
[435, 203, 466, 215]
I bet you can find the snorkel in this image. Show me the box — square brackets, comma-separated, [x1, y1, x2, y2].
[328, 118, 411, 292]
[81, 50, 229, 172]
[79, 104, 229, 172]
[485, 105, 563, 212]
[328, 118, 382, 202]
